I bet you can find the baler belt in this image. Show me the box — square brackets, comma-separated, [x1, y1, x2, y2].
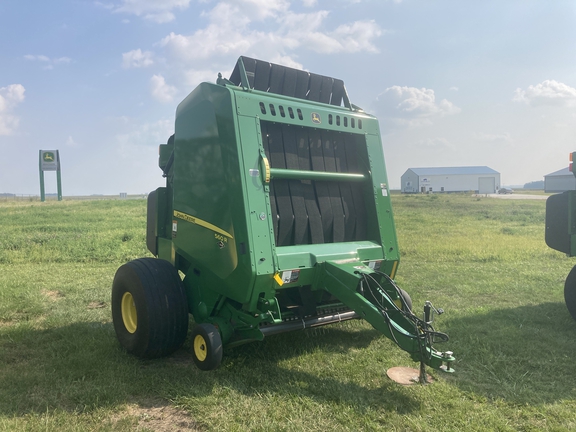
[266, 125, 295, 246]
[334, 135, 358, 241]
[260, 121, 367, 246]
[295, 128, 324, 244]
[230, 57, 346, 106]
[281, 125, 310, 245]
[309, 129, 335, 243]
[344, 134, 367, 240]
[319, 130, 346, 243]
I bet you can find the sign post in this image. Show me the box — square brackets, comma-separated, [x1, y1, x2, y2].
[39, 150, 62, 201]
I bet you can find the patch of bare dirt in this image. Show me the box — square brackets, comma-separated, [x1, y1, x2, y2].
[42, 290, 64, 300]
[112, 399, 203, 431]
[87, 301, 107, 309]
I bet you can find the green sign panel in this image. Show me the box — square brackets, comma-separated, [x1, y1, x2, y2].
[40, 150, 60, 171]
[39, 149, 62, 201]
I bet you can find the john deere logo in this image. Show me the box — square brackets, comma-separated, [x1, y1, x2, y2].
[43, 152, 55, 162]
[311, 113, 321, 124]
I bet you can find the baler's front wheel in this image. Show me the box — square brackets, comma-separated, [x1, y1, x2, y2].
[565, 265, 576, 321]
[191, 323, 223, 371]
[395, 288, 413, 312]
[112, 258, 189, 358]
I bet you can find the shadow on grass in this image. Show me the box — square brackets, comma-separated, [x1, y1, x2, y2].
[442, 301, 576, 404]
[0, 320, 418, 417]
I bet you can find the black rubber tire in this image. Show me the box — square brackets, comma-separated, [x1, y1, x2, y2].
[565, 265, 576, 321]
[398, 288, 413, 312]
[112, 258, 189, 358]
[191, 323, 223, 371]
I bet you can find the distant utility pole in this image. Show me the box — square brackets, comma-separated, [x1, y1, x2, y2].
[39, 150, 62, 202]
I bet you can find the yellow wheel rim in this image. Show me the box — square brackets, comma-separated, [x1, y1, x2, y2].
[121, 292, 137, 334]
[194, 335, 208, 362]
[394, 298, 403, 309]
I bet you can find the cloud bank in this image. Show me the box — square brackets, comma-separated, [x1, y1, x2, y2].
[111, 0, 191, 23]
[376, 86, 460, 127]
[514, 80, 576, 107]
[0, 84, 26, 136]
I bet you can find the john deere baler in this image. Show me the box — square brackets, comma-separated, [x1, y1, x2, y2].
[112, 56, 455, 374]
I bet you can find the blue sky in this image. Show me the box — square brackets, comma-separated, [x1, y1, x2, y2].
[1, 0, 575, 195]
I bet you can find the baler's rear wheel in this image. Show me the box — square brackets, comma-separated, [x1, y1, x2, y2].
[191, 323, 223, 371]
[564, 265, 576, 321]
[112, 258, 189, 358]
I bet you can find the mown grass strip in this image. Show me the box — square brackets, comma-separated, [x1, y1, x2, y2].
[1, 195, 576, 431]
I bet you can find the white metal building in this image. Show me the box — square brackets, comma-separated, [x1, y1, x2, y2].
[401, 166, 501, 194]
[544, 167, 576, 193]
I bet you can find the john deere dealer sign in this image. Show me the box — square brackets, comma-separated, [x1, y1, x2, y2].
[39, 150, 62, 201]
[40, 150, 60, 171]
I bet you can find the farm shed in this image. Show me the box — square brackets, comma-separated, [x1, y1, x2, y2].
[544, 167, 576, 193]
[401, 166, 500, 194]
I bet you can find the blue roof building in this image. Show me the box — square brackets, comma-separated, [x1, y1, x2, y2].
[544, 167, 576, 193]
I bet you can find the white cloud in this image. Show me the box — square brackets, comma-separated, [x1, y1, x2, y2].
[513, 80, 576, 107]
[111, 0, 191, 23]
[376, 85, 460, 127]
[183, 69, 220, 88]
[302, 0, 317, 6]
[158, 3, 383, 62]
[416, 137, 455, 150]
[115, 119, 173, 157]
[24, 54, 50, 62]
[122, 49, 154, 68]
[328, 20, 382, 53]
[65, 136, 78, 147]
[150, 74, 177, 103]
[268, 55, 303, 70]
[0, 84, 26, 136]
[230, 0, 289, 21]
[24, 54, 72, 69]
[473, 132, 514, 144]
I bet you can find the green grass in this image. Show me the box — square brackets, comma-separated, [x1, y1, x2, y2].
[1, 194, 576, 431]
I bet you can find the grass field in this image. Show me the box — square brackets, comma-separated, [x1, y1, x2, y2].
[1, 194, 576, 431]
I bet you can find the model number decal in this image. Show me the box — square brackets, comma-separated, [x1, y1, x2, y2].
[173, 210, 233, 239]
[214, 233, 228, 243]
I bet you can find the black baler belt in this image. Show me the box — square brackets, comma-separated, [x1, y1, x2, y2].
[330, 79, 345, 106]
[296, 128, 324, 244]
[230, 57, 347, 107]
[320, 130, 345, 243]
[294, 70, 310, 100]
[241, 57, 257, 88]
[309, 129, 334, 242]
[319, 76, 333, 105]
[267, 126, 294, 246]
[344, 134, 367, 240]
[281, 67, 298, 98]
[254, 60, 271, 92]
[281, 125, 309, 245]
[269, 64, 286, 95]
[307, 74, 323, 103]
[333, 135, 357, 241]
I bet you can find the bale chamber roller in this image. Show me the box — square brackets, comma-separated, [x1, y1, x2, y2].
[111, 56, 455, 378]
